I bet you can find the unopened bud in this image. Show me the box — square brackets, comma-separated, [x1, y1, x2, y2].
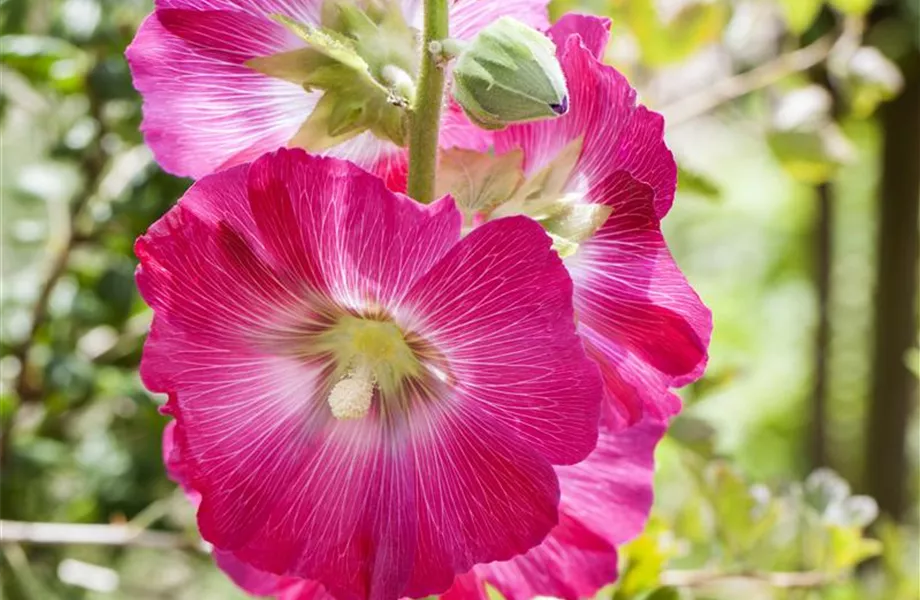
[451, 17, 568, 130]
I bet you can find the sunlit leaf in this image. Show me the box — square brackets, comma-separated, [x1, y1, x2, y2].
[767, 127, 853, 184]
[615, 520, 674, 598]
[839, 46, 904, 117]
[777, 0, 823, 34]
[677, 166, 721, 200]
[829, 0, 874, 16]
[616, 0, 729, 66]
[828, 525, 883, 570]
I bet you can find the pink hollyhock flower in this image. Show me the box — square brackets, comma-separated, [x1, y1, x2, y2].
[139, 147, 602, 600]
[163, 417, 665, 600]
[490, 14, 712, 426]
[125, 0, 548, 183]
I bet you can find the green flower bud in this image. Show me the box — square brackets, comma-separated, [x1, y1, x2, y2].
[451, 17, 568, 130]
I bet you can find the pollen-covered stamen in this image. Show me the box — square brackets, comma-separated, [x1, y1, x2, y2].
[327, 362, 375, 420]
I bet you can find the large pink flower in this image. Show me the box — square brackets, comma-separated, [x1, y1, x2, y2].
[139, 148, 602, 600]
[126, 0, 548, 182]
[493, 15, 712, 427]
[163, 417, 664, 600]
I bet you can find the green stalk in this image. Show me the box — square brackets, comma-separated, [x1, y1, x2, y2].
[406, 0, 448, 203]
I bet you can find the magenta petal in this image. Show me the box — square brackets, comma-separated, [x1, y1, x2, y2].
[168, 423, 335, 600]
[452, 418, 665, 600]
[156, 0, 324, 23]
[546, 13, 611, 60]
[439, 101, 493, 153]
[126, 10, 311, 179]
[402, 401, 562, 597]
[400, 216, 602, 466]
[554, 418, 666, 546]
[476, 514, 618, 600]
[245, 149, 462, 308]
[569, 173, 711, 420]
[214, 550, 286, 596]
[449, 0, 549, 40]
[276, 579, 336, 600]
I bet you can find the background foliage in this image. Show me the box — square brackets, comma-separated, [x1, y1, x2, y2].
[1, 0, 917, 598]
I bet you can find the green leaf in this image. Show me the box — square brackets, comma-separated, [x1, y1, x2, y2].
[767, 127, 853, 184]
[828, 525, 883, 570]
[249, 4, 416, 149]
[705, 463, 756, 551]
[667, 414, 717, 457]
[906, 347, 920, 377]
[644, 587, 681, 600]
[615, 520, 673, 598]
[829, 0, 874, 16]
[678, 166, 721, 200]
[0, 34, 90, 90]
[777, 0, 823, 34]
[617, 0, 729, 66]
[838, 47, 904, 118]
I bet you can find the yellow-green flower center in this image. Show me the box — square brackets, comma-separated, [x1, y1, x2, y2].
[316, 315, 421, 420]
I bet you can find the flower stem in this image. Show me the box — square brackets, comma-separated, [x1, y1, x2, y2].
[406, 0, 448, 203]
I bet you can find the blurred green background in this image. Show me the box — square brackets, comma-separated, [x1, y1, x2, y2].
[1, 0, 917, 598]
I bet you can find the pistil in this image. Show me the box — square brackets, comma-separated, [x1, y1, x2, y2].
[327, 362, 375, 420]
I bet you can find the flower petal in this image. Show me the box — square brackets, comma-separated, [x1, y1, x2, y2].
[444, 418, 665, 600]
[474, 514, 617, 600]
[546, 13, 610, 60]
[554, 417, 665, 546]
[245, 148, 462, 309]
[214, 550, 287, 596]
[126, 9, 313, 179]
[399, 216, 602, 465]
[156, 0, 323, 23]
[567, 172, 711, 420]
[449, 0, 549, 40]
[167, 423, 336, 600]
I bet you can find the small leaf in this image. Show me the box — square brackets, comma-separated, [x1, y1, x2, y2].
[777, 0, 823, 34]
[767, 127, 854, 184]
[617, 0, 729, 66]
[828, 525, 883, 570]
[615, 520, 674, 598]
[839, 46, 904, 117]
[644, 587, 681, 600]
[829, 0, 874, 16]
[905, 348, 920, 377]
[246, 48, 329, 84]
[677, 166, 721, 200]
[501, 136, 583, 211]
[667, 414, 717, 456]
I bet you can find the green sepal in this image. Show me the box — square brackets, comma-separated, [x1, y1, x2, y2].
[246, 3, 417, 149]
[452, 17, 568, 130]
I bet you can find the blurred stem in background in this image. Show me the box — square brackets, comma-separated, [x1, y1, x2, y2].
[808, 35, 838, 470]
[866, 3, 919, 521]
